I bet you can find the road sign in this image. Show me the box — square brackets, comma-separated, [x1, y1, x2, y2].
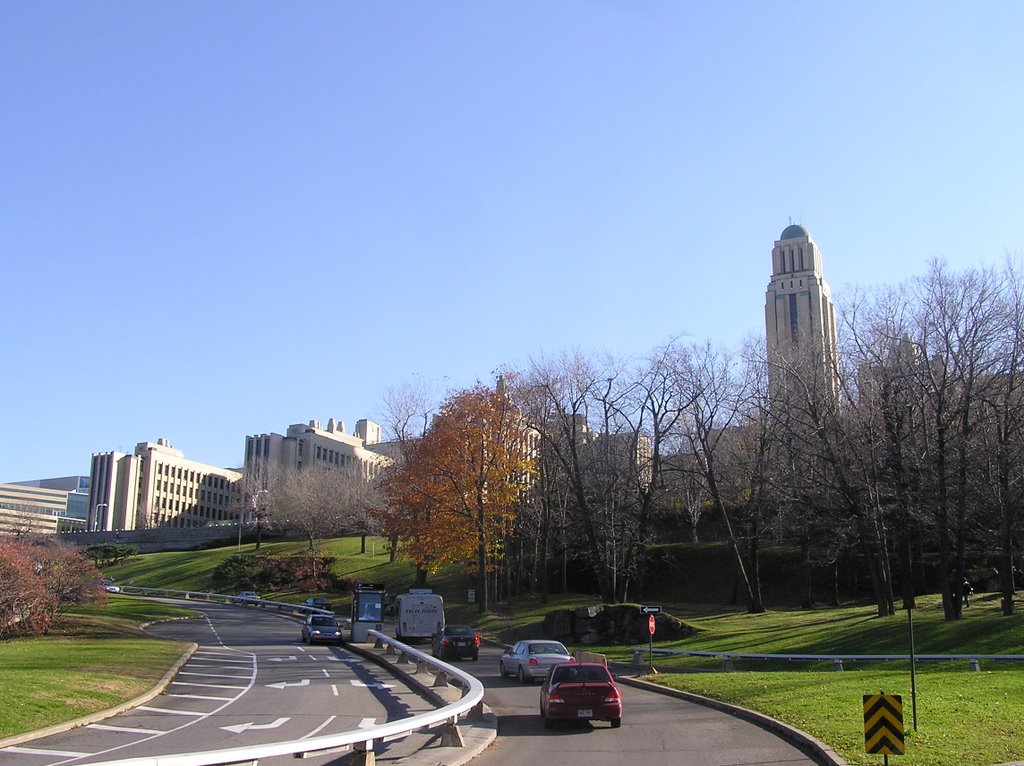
[648, 615, 656, 635]
[863, 693, 905, 755]
[640, 605, 662, 614]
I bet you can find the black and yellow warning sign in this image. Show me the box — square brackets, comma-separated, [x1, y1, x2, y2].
[863, 693, 905, 755]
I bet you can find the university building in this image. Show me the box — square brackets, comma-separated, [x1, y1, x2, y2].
[244, 418, 393, 479]
[88, 439, 242, 532]
[764, 223, 840, 400]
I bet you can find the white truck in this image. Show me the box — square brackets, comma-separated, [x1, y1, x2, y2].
[394, 589, 445, 643]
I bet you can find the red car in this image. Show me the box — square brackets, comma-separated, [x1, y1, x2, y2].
[540, 662, 622, 728]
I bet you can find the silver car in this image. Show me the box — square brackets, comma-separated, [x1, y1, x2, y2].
[499, 639, 574, 683]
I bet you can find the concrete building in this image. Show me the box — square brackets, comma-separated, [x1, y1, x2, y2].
[764, 224, 839, 400]
[88, 440, 242, 532]
[245, 418, 392, 479]
[0, 482, 72, 535]
[7, 476, 91, 529]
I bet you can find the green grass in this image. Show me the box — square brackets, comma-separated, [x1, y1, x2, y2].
[0, 597, 196, 739]
[24, 538, 1024, 765]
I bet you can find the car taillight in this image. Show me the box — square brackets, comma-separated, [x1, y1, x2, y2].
[528, 658, 538, 666]
[441, 638, 451, 647]
[568, 656, 577, 663]
[546, 690, 564, 702]
[473, 633, 481, 646]
[603, 687, 621, 703]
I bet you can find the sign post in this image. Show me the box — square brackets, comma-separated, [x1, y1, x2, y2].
[640, 606, 661, 671]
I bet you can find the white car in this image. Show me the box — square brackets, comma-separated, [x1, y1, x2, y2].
[498, 639, 574, 683]
[104, 583, 121, 593]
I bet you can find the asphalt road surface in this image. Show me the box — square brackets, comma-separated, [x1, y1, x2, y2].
[0, 601, 439, 766]
[2, 601, 827, 766]
[462, 643, 824, 766]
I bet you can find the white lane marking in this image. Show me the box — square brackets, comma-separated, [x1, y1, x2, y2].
[265, 679, 310, 690]
[3, 746, 89, 757]
[137, 706, 208, 717]
[350, 681, 394, 689]
[171, 681, 247, 690]
[322, 669, 330, 677]
[267, 656, 299, 662]
[331, 684, 339, 696]
[168, 693, 235, 701]
[221, 717, 290, 734]
[301, 715, 337, 739]
[358, 718, 377, 728]
[88, 724, 164, 734]
[178, 671, 251, 679]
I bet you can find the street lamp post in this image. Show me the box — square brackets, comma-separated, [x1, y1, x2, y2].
[92, 503, 109, 532]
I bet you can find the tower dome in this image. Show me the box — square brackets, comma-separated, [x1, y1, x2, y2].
[780, 224, 809, 240]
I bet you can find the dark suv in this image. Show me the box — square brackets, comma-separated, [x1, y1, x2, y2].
[431, 625, 480, 661]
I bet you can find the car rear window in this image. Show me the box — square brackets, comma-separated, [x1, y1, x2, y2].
[446, 627, 475, 637]
[311, 617, 337, 626]
[529, 643, 567, 655]
[553, 665, 610, 683]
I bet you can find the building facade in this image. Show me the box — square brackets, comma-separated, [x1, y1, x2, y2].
[764, 224, 840, 399]
[245, 418, 392, 479]
[88, 439, 242, 532]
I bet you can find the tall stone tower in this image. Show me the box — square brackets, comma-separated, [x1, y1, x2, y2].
[764, 224, 839, 399]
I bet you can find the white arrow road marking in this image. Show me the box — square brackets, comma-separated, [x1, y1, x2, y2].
[350, 681, 394, 689]
[268, 656, 299, 662]
[358, 718, 377, 728]
[221, 717, 290, 734]
[3, 746, 90, 757]
[326, 656, 361, 663]
[265, 679, 310, 690]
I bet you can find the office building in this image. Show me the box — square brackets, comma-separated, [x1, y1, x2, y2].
[88, 439, 242, 532]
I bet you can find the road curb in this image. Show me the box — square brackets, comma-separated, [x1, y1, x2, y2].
[615, 675, 847, 766]
[0, 642, 199, 750]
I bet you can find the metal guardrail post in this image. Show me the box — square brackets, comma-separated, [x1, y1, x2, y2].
[722, 655, 735, 672]
[832, 658, 844, 671]
[969, 658, 981, 671]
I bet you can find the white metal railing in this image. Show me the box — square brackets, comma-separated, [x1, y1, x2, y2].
[631, 646, 1024, 671]
[114, 585, 340, 619]
[83, 629, 484, 766]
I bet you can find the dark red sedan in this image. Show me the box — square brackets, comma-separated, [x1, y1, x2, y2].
[539, 662, 622, 728]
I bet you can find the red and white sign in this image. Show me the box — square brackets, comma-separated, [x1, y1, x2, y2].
[648, 615, 656, 635]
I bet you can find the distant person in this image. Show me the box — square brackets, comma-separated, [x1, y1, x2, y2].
[962, 579, 973, 607]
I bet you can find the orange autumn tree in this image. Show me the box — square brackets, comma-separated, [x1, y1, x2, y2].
[380, 381, 535, 612]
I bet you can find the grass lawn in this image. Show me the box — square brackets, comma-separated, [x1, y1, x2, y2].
[39, 539, 1024, 765]
[0, 597, 196, 739]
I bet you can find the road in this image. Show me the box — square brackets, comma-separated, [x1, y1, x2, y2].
[453, 645, 825, 766]
[1, 601, 830, 766]
[0, 602, 438, 766]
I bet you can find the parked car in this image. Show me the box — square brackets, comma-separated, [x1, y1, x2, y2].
[231, 591, 261, 605]
[301, 614, 344, 645]
[103, 583, 121, 593]
[431, 625, 480, 661]
[540, 662, 622, 728]
[303, 597, 332, 611]
[499, 639, 574, 682]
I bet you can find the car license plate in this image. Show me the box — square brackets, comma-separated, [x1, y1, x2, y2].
[455, 640, 467, 646]
[577, 709, 593, 718]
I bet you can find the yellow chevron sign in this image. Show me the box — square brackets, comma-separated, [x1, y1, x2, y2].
[863, 694, 905, 755]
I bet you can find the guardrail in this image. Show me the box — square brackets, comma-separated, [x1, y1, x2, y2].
[631, 647, 1024, 672]
[83, 629, 485, 766]
[114, 585, 341, 620]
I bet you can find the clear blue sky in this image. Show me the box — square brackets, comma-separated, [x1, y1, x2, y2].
[3, 2, 1023, 482]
